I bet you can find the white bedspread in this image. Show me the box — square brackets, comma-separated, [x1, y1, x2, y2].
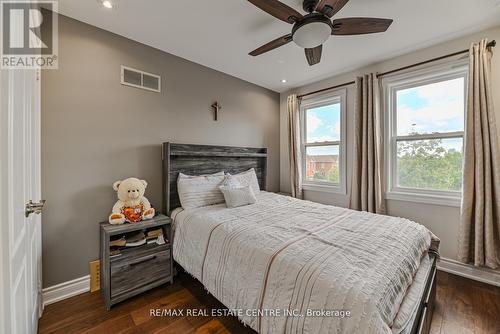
[172, 192, 439, 334]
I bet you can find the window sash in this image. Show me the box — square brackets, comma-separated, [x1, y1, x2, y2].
[393, 134, 464, 192]
[299, 89, 346, 193]
[304, 141, 341, 147]
[303, 99, 341, 144]
[394, 131, 464, 141]
[383, 59, 468, 203]
[304, 144, 341, 185]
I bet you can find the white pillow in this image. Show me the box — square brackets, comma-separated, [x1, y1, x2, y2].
[177, 174, 225, 209]
[220, 185, 257, 208]
[228, 168, 261, 193]
[221, 175, 242, 188]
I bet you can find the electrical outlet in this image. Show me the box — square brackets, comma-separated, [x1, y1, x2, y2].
[89, 260, 100, 292]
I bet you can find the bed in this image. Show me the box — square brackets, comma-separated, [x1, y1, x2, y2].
[162, 142, 439, 334]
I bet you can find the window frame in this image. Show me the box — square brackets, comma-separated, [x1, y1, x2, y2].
[300, 88, 347, 194]
[382, 59, 468, 207]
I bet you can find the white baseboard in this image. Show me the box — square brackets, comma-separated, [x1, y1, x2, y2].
[42, 275, 90, 307]
[437, 257, 500, 287]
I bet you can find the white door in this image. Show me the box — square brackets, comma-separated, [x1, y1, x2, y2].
[0, 65, 43, 334]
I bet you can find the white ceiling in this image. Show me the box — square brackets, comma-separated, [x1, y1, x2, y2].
[56, 0, 500, 92]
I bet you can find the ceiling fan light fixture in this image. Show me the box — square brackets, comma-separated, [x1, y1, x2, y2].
[247, 0, 394, 66]
[292, 15, 332, 49]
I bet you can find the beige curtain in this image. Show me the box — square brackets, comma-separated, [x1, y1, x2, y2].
[287, 94, 302, 199]
[349, 74, 386, 214]
[458, 39, 500, 269]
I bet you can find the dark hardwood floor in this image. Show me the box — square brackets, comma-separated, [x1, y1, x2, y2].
[430, 271, 500, 334]
[39, 270, 500, 334]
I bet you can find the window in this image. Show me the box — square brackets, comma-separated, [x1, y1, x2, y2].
[383, 60, 468, 206]
[300, 89, 346, 193]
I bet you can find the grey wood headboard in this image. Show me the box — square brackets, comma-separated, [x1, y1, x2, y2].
[162, 142, 267, 214]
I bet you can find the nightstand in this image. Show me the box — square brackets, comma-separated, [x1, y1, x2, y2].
[99, 214, 173, 309]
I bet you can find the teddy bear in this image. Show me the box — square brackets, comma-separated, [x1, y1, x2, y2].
[108, 177, 155, 224]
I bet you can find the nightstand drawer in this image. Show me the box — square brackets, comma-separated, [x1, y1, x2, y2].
[110, 249, 171, 298]
[110, 243, 169, 266]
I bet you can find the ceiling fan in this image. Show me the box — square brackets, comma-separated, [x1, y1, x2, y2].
[248, 0, 393, 66]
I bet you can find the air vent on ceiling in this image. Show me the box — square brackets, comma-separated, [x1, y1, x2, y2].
[121, 66, 161, 93]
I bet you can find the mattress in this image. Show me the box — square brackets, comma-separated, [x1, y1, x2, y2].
[392, 254, 432, 334]
[171, 192, 439, 334]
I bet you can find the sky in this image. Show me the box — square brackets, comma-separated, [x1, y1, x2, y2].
[396, 77, 464, 135]
[305, 77, 464, 155]
[397, 77, 464, 151]
[306, 103, 341, 156]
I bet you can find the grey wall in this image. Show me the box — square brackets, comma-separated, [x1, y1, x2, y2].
[280, 25, 500, 262]
[42, 14, 280, 287]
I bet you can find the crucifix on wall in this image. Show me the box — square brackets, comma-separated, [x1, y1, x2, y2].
[211, 102, 222, 121]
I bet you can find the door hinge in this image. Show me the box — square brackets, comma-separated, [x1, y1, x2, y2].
[25, 200, 46, 217]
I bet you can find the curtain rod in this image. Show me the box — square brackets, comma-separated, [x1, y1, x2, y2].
[297, 40, 496, 99]
[377, 40, 496, 78]
[297, 80, 355, 99]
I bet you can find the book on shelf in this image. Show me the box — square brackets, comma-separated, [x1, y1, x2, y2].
[147, 228, 163, 238]
[110, 249, 122, 257]
[109, 229, 169, 252]
[123, 231, 146, 247]
[110, 237, 126, 247]
[126, 238, 147, 247]
[147, 235, 167, 245]
[126, 231, 145, 243]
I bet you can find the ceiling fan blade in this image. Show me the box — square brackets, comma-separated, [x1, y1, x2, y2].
[315, 0, 350, 18]
[305, 45, 322, 66]
[331, 18, 393, 35]
[249, 34, 293, 56]
[247, 0, 303, 24]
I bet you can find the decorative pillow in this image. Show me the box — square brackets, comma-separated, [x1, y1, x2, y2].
[221, 175, 242, 188]
[219, 185, 257, 208]
[228, 168, 261, 193]
[177, 174, 225, 209]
